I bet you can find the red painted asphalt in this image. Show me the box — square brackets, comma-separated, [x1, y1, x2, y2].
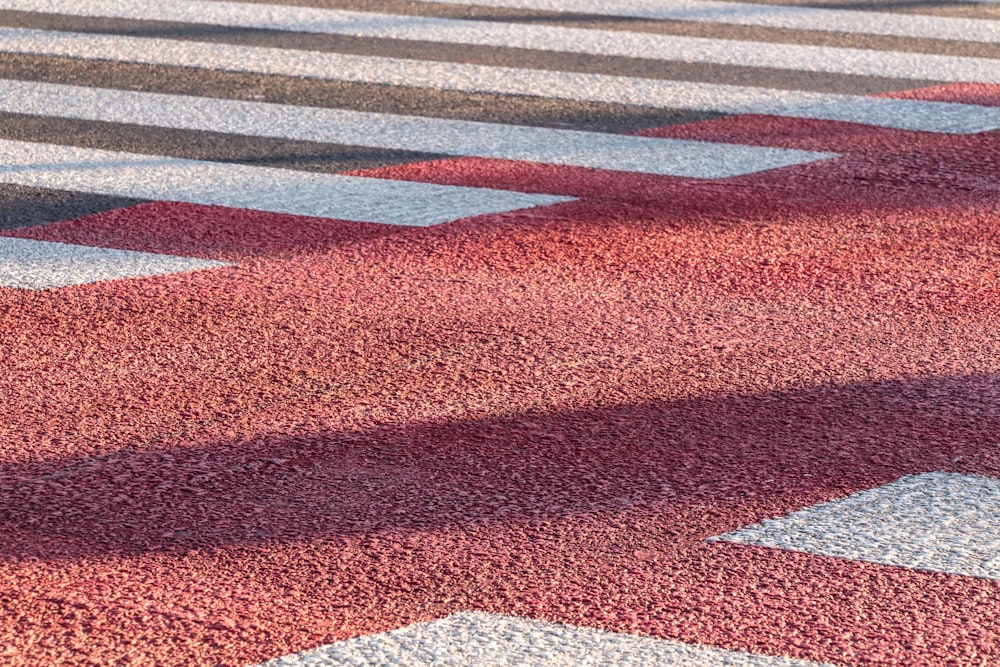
[3, 84, 1000, 665]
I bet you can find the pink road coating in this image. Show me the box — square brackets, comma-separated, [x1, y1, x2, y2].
[2, 83, 1000, 666]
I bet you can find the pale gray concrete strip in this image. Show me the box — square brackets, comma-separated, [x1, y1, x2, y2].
[713, 472, 1000, 580]
[257, 611, 836, 667]
[0, 35, 992, 133]
[0, 80, 838, 177]
[0, 235, 231, 289]
[0, 139, 573, 226]
[0, 5, 997, 81]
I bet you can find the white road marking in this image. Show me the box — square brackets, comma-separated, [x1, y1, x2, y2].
[0, 140, 572, 226]
[0, 7, 998, 82]
[1, 29, 997, 133]
[712, 472, 1000, 580]
[411, 0, 1000, 44]
[255, 611, 835, 666]
[0, 236, 231, 289]
[1, 3, 999, 83]
[7, 0, 1000, 47]
[0, 79, 836, 178]
[3, 0, 999, 48]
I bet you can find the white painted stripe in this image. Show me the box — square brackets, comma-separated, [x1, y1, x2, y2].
[712, 472, 1000, 580]
[0, 5, 997, 82]
[0, 80, 835, 178]
[5, 9, 1000, 83]
[0, 140, 571, 226]
[410, 0, 1000, 44]
[8, 0, 1000, 45]
[4, 0, 999, 49]
[257, 611, 835, 666]
[1, 29, 997, 134]
[0, 236, 231, 289]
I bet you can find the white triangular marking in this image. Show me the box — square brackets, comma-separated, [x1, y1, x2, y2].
[0, 236, 232, 289]
[713, 472, 1000, 580]
[257, 611, 834, 666]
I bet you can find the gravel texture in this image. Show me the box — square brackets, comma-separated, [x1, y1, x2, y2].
[2, 1, 1000, 665]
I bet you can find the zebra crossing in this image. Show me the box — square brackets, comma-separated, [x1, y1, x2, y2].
[2, 33, 998, 132]
[6, 0, 998, 43]
[2, 3, 1000, 82]
[0, 0, 996, 288]
[408, 0, 1000, 42]
[2, 1, 1000, 665]
[0, 80, 837, 178]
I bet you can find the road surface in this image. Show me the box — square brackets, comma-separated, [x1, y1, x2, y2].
[1, 0, 999, 665]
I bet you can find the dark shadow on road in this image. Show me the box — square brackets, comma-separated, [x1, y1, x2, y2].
[3, 371, 999, 562]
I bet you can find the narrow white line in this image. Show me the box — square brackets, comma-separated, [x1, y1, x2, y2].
[0, 140, 572, 226]
[0, 3, 997, 82]
[712, 472, 1000, 580]
[257, 611, 836, 666]
[409, 0, 1000, 44]
[0, 80, 835, 178]
[1, 29, 996, 133]
[0, 236, 231, 289]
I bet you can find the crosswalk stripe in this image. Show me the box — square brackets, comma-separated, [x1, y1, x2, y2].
[0, 79, 835, 178]
[0, 140, 572, 226]
[5, 0, 1000, 45]
[408, 0, 1000, 43]
[0, 236, 231, 290]
[712, 473, 1000, 580]
[1, 28, 997, 134]
[257, 611, 835, 667]
[0, 8, 997, 82]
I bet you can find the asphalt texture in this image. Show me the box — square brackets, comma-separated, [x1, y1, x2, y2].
[1, 0, 1000, 665]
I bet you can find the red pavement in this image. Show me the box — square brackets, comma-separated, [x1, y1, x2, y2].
[2, 84, 1000, 666]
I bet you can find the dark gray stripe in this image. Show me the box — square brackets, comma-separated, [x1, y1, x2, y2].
[1, 4, 997, 59]
[0, 54, 729, 134]
[0, 111, 445, 174]
[0, 183, 144, 230]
